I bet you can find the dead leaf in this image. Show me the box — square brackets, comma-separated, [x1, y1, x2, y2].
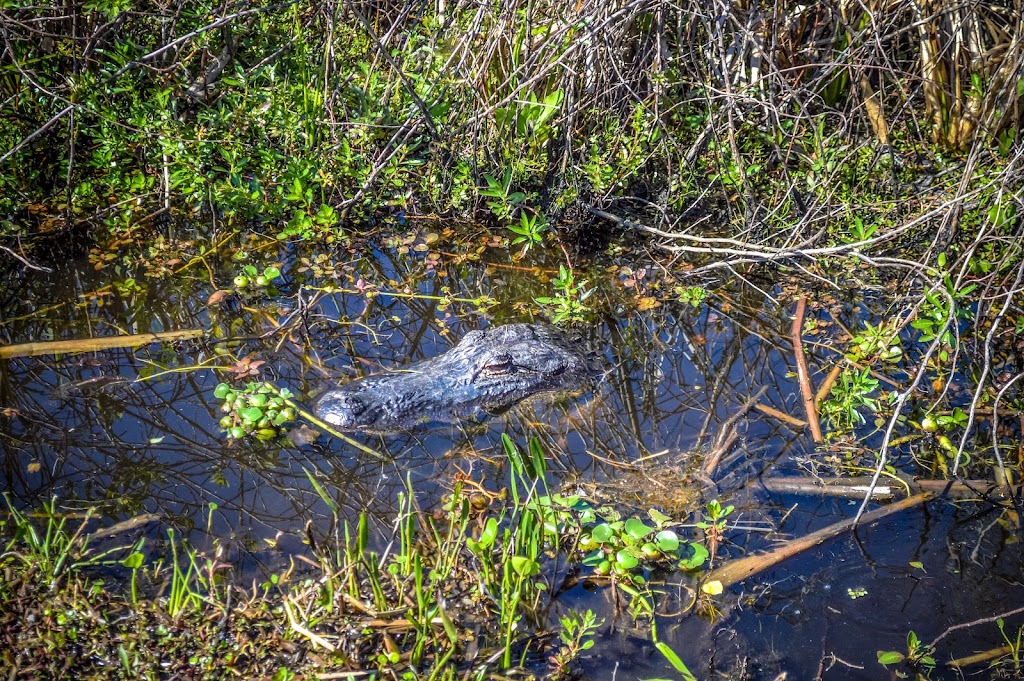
[636, 296, 660, 311]
[207, 289, 230, 306]
[287, 424, 320, 447]
[227, 357, 266, 379]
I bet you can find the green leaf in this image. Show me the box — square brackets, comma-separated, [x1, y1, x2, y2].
[654, 642, 698, 681]
[679, 542, 709, 570]
[624, 517, 654, 540]
[510, 555, 540, 577]
[120, 553, 145, 569]
[239, 407, 264, 422]
[648, 508, 672, 526]
[876, 651, 905, 665]
[615, 550, 640, 569]
[528, 436, 547, 478]
[654, 530, 680, 552]
[302, 467, 339, 513]
[590, 523, 615, 544]
[479, 517, 498, 548]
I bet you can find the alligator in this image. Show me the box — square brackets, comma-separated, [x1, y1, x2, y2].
[314, 323, 600, 433]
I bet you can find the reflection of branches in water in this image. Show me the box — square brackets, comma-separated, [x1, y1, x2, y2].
[0, 351, 421, 546]
[1, 233, 826, 569]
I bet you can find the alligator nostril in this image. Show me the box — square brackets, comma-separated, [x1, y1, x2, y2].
[315, 391, 367, 427]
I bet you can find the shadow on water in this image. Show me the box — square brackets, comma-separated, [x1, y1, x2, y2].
[0, 223, 1021, 679]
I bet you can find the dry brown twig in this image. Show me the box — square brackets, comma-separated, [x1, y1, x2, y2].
[702, 385, 769, 478]
[791, 296, 822, 442]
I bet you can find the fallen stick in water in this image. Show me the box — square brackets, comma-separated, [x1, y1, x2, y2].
[0, 329, 204, 359]
[762, 476, 1024, 501]
[814, 364, 843, 406]
[706, 493, 931, 588]
[753, 402, 807, 428]
[762, 476, 905, 499]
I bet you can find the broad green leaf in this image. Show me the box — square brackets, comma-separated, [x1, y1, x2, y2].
[510, 555, 540, 577]
[648, 508, 672, 526]
[624, 517, 654, 540]
[654, 530, 680, 552]
[590, 523, 615, 544]
[615, 550, 640, 569]
[121, 553, 144, 569]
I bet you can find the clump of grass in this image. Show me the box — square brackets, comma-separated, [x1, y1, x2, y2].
[0, 436, 719, 678]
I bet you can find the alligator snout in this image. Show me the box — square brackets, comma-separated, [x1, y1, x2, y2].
[315, 390, 369, 430]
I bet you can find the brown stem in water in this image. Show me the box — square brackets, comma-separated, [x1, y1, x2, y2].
[703, 386, 768, 477]
[792, 296, 822, 442]
[0, 329, 204, 359]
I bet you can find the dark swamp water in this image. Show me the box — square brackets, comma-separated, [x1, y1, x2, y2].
[1, 223, 1021, 679]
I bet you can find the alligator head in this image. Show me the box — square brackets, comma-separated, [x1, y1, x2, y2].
[314, 324, 599, 433]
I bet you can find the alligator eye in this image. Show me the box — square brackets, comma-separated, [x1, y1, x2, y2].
[480, 354, 515, 376]
[481, 361, 513, 376]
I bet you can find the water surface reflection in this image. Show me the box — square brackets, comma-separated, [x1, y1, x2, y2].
[0, 227, 1020, 679]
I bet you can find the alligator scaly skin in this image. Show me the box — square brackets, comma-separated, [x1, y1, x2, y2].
[314, 324, 599, 433]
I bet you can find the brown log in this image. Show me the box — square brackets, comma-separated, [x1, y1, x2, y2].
[706, 493, 930, 587]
